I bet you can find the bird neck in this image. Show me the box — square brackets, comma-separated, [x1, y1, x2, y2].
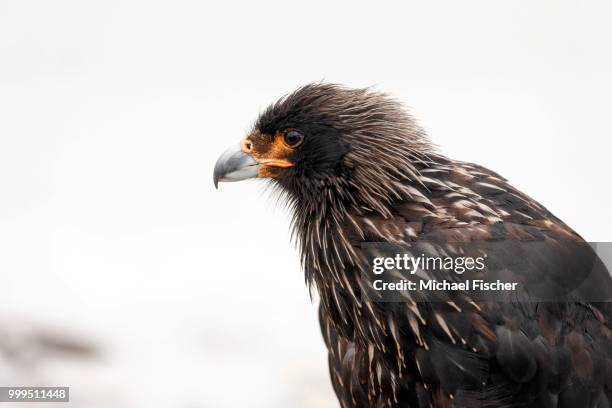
[287, 155, 453, 339]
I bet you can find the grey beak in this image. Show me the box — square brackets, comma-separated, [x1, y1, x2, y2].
[213, 144, 260, 188]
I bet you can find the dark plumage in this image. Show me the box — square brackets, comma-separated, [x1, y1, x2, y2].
[214, 83, 612, 407]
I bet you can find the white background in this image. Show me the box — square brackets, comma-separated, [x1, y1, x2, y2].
[1, 1, 611, 407]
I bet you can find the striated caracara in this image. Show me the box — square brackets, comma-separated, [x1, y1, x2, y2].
[213, 83, 611, 408]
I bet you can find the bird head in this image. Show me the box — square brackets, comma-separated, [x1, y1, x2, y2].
[213, 83, 435, 209]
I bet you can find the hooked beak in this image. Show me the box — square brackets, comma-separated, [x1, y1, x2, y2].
[213, 144, 260, 188]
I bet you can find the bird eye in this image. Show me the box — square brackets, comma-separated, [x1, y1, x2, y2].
[283, 130, 304, 148]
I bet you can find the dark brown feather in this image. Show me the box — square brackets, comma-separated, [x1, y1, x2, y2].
[252, 84, 612, 407]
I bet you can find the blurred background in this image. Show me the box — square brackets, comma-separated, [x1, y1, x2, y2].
[1, 0, 611, 406]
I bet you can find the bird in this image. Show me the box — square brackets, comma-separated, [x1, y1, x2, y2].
[213, 83, 611, 408]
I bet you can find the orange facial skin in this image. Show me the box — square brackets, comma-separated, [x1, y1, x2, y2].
[241, 130, 296, 178]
